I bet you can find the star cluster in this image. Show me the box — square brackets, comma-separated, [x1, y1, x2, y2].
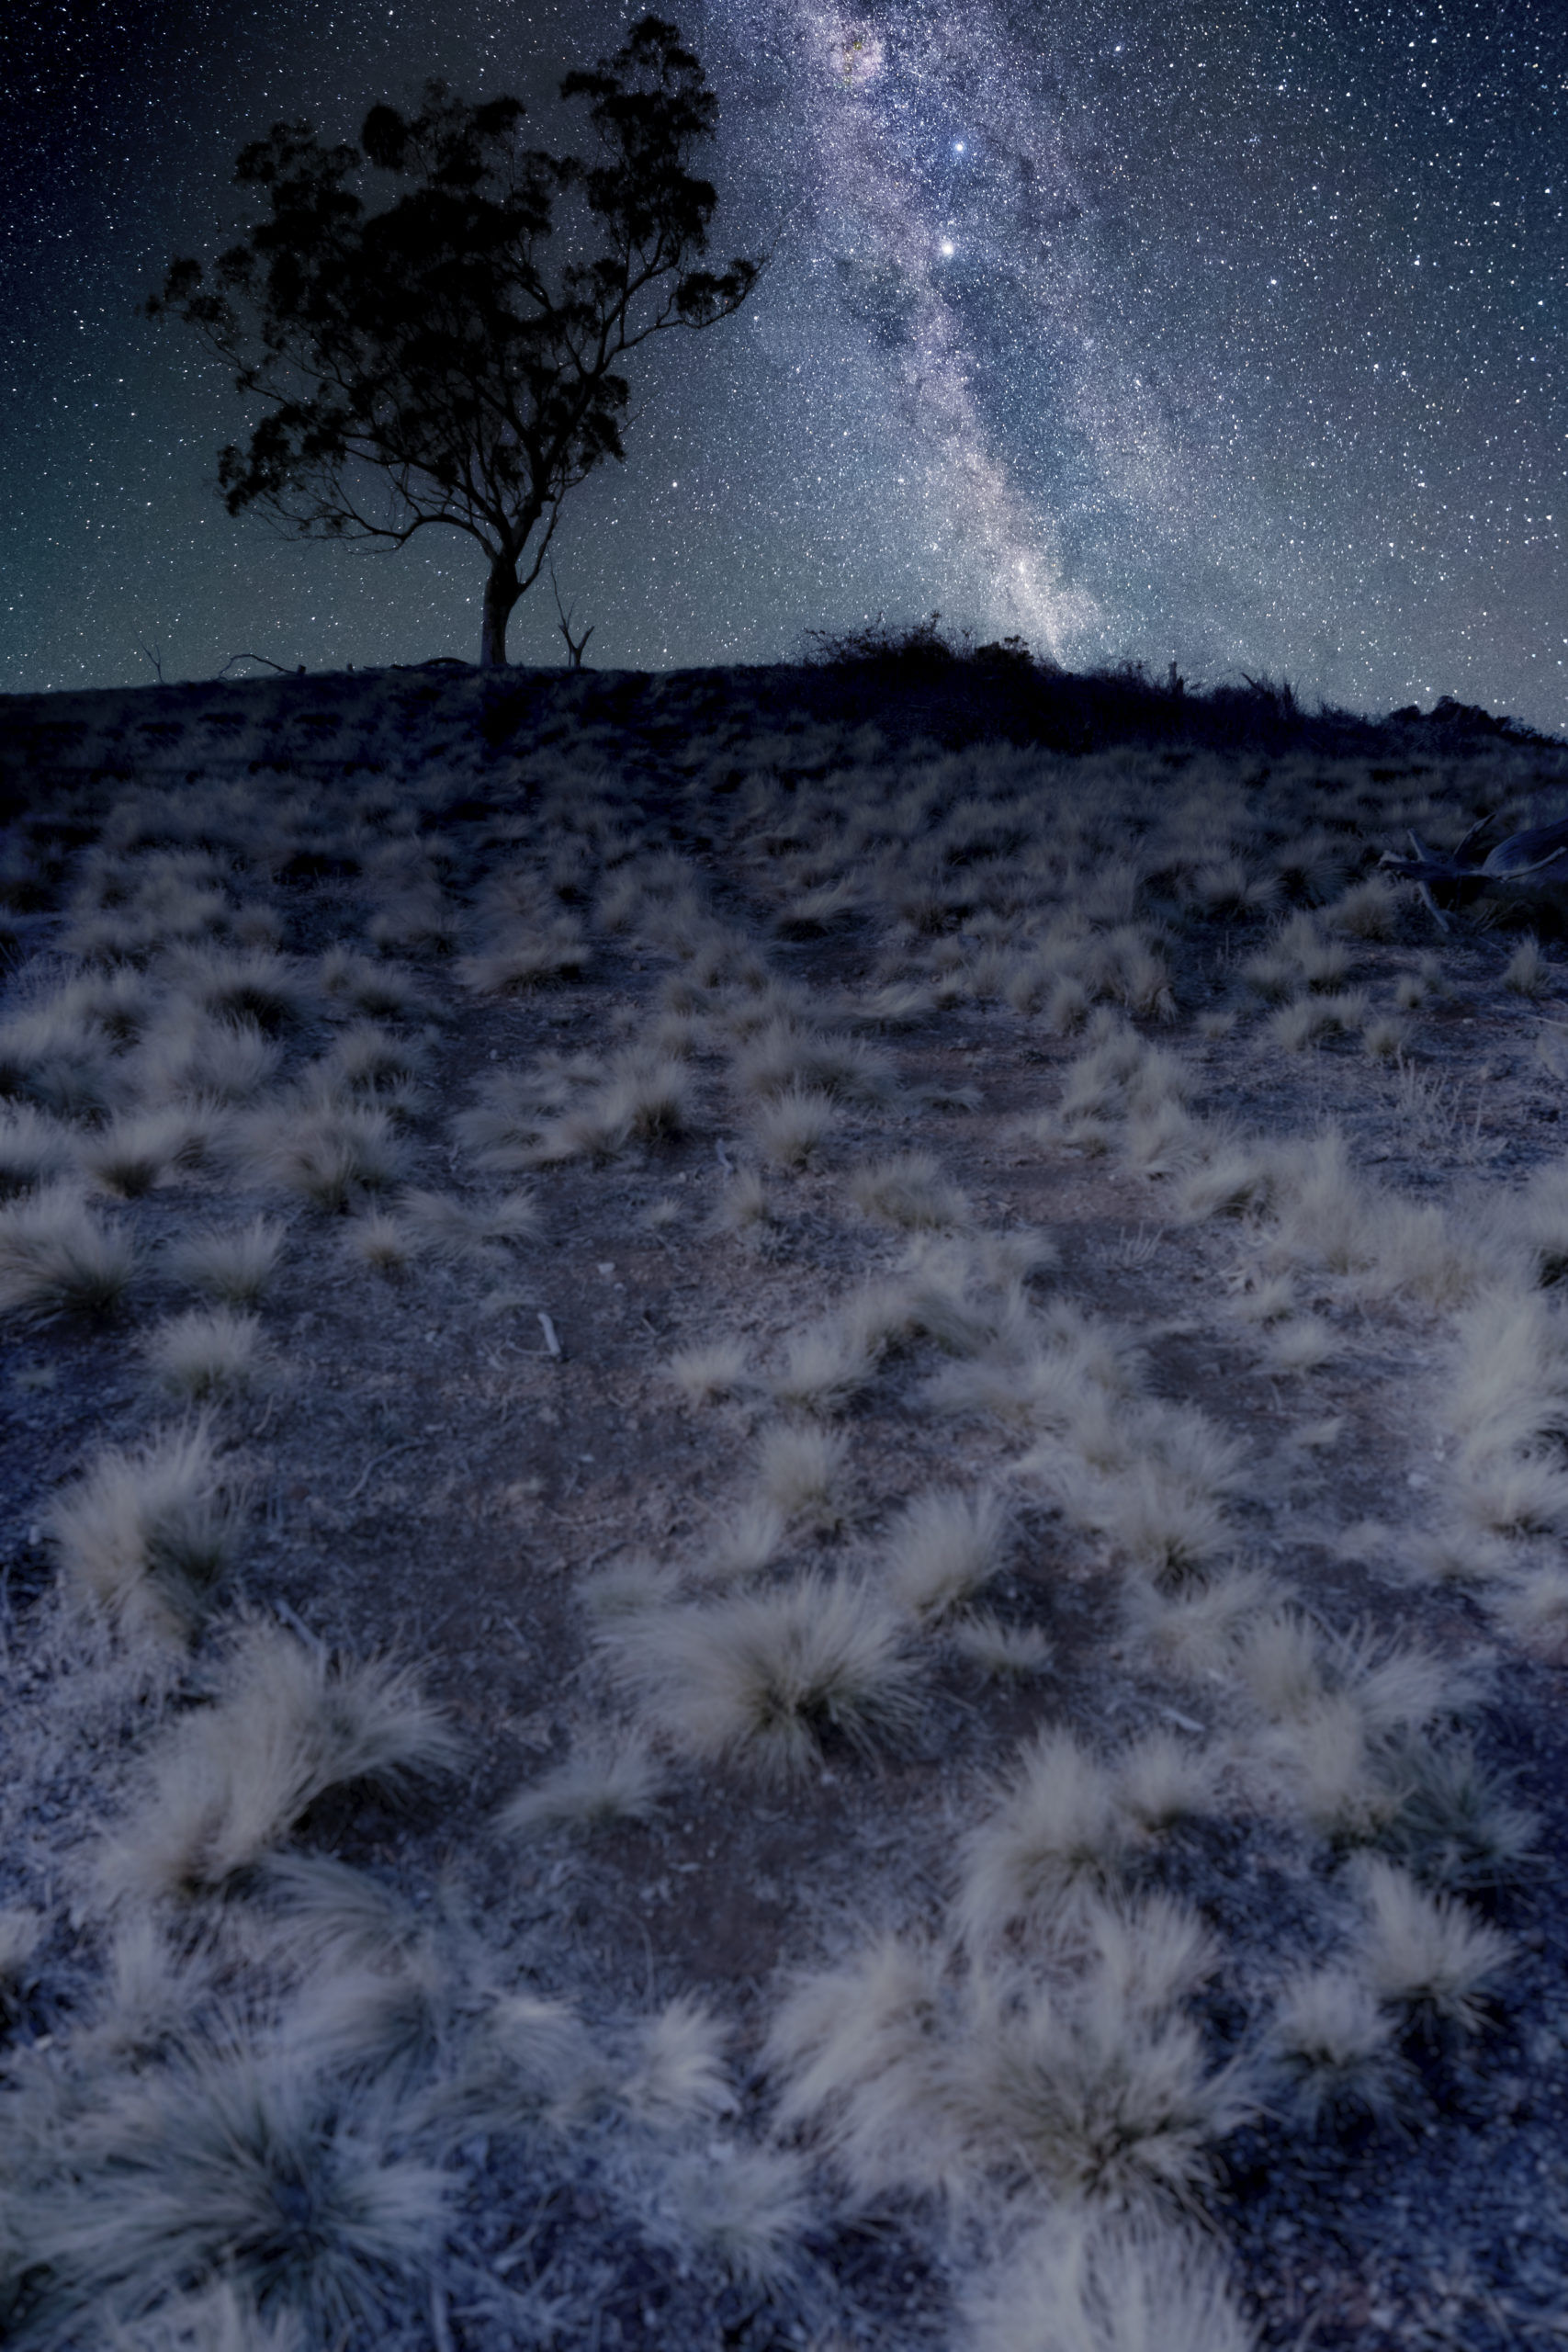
[1, 0, 1562, 727]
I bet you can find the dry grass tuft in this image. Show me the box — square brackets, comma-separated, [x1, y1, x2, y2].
[101, 1624, 462, 1898]
[15, 2041, 450, 2341]
[958, 1730, 1128, 1944]
[601, 1573, 919, 1782]
[165, 1216, 286, 1305]
[241, 1099, 407, 1212]
[0, 1184, 139, 1320]
[756, 1420, 851, 1528]
[964, 2213, 1258, 2352]
[501, 1731, 664, 1836]
[668, 1339, 752, 1402]
[849, 1153, 971, 1231]
[49, 1422, 240, 1633]
[884, 1487, 1010, 1623]
[142, 1307, 268, 1399]
[1269, 1966, 1413, 2132]
[751, 1085, 836, 1169]
[1352, 1856, 1513, 2033]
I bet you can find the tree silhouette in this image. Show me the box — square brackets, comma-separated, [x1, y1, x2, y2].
[147, 15, 761, 666]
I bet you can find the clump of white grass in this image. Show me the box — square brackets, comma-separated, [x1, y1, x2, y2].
[457, 929, 589, 993]
[965, 2212, 1258, 2352]
[1325, 874, 1400, 940]
[1441, 1286, 1568, 1532]
[1129, 1567, 1278, 1684]
[0, 1103, 74, 1196]
[601, 1573, 919, 1782]
[317, 948, 432, 1021]
[1269, 1967, 1413, 2134]
[316, 1020, 431, 1096]
[1352, 1856, 1512, 2033]
[500, 1731, 664, 1837]
[1268, 1128, 1379, 1274]
[137, 1012, 280, 1104]
[769, 1317, 878, 1415]
[633, 2143, 810, 2288]
[884, 1487, 1010, 1623]
[949, 1613, 1054, 1679]
[850, 1153, 970, 1231]
[142, 1307, 267, 1400]
[695, 1502, 786, 1584]
[49, 1422, 240, 1634]
[80, 1107, 209, 1197]
[396, 1186, 539, 1261]
[1505, 936, 1555, 999]
[711, 1164, 773, 1237]
[751, 1085, 836, 1168]
[1376, 1736, 1540, 1894]
[101, 1624, 462, 1898]
[756, 1420, 850, 1528]
[240, 1099, 406, 1211]
[958, 1730, 1128, 1945]
[958, 1904, 1245, 2207]
[1362, 1015, 1409, 1062]
[1494, 1564, 1568, 1656]
[0, 1905, 43, 2023]
[1114, 1732, 1214, 1831]
[1269, 991, 1368, 1051]
[765, 1934, 957, 2202]
[730, 1020, 897, 1105]
[620, 1997, 736, 2127]
[668, 1339, 752, 1402]
[172, 946, 311, 1030]
[0, 1183, 138, 1320]
[166, 1216, 286, 1306]
[1265, 1315, 1337, 1373]
[1039, 1404, 1242, 1585]
[344, 1211, 412, 1272]
[1242, 913, 1350, 1001]
[14, 2041, 450, 2341]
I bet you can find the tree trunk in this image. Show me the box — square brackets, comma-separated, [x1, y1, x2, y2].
[479, 557, 522, 667]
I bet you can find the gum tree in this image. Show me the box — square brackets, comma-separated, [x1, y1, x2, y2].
[148, 15, 761, 665]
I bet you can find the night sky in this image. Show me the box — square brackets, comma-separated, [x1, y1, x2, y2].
[2, 1, 1563, 729]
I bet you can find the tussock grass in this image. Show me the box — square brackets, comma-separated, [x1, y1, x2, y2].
[49, 1421, 240, 1634]
[756, 1420, 850, 1528]
[166, 1216, 286, 1305]
[1352, 1856, 1513, 2033]
[964, 2214, 1258, 2352]
[668, 1338, 752, 1401]
[14, 2041, 451, 2342]
[601, 1573, 919, 1782]
[884, 1487, 1010, 1623]
[1269, 1966, 1413, 2133]
[0, 1103, 75, 1195]
[949, 1613, 1054, 1679]
[958, 1731, 1129, 1944]
[849, 1152, 971, 1231]
[751, 1084, 836, 1168]
[239, 1099, 407, 1211]
[397, 1185, 539, 1261]
[100, 1625, 462, 1897]
[136, 1012, 280, 1103]
[769, 1317, 878, 1415]
[501, 1731, 664, 1836]
[80, 1107, 207, 1197]
[143, 1307, 267, 1399]
[0, 1183, 138, 1319]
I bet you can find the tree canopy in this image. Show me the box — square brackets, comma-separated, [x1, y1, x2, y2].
[148, 15, 762, 665]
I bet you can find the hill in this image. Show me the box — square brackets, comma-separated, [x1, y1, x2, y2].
[1, 653, 1567, 2350]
